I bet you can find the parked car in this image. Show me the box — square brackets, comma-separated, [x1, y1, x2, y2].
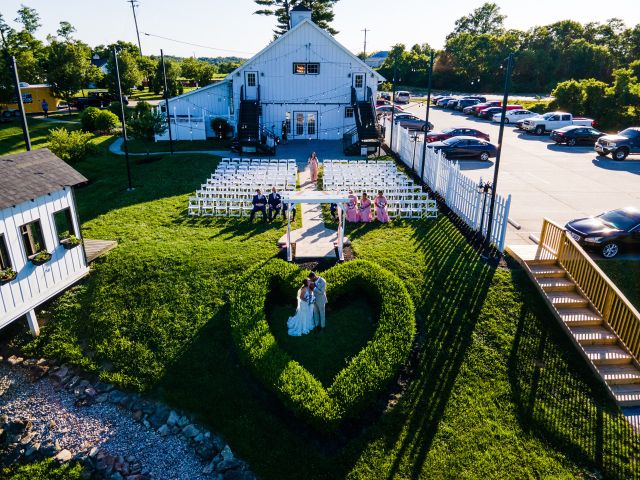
[595, 127, 640, 160]
[436, 96, 458, 107]
[72, 91, 128, 110]
[445, 99, 460, 109]
[492, 109, 538, 124]
[376, 105, 404, 116]
[426, 127, 490, 142]
[470, 101, 501, 116]
[376, 99, 391, 107]
[478, 106, 503, 119]
[521, 112, 594, 135]
[463, 96, 487, 103]
[393, 113, 433, 131]
[515, 119, 528, 130]
[462, 105, 478, 115]
[432, 94, 453, 105]
[428, 136, 498, 161]
[457, 99, 481, 111]
[565, 206, 640, 258]
[380, 92, 391, 101]
[551, 126, 605, 146]
[394, 91, 411, 104]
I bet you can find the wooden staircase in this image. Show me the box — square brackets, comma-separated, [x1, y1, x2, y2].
[527, 257, 640, 408]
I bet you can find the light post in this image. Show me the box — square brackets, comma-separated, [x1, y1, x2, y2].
[485, 53, 514, 253]
[419, 50, 434, 182]
[113, 47, 134, 191]
[389, 64, 398, 153]
[160, 49, 174, 155]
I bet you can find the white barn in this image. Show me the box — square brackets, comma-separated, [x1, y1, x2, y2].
[156, 6, 384, 154]
[0, 149, 90, 336]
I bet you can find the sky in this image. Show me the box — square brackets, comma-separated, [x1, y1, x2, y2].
[3, 0, 640, 58]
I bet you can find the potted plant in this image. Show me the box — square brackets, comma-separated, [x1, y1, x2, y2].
[0, 267, 17, 284]
[60, 234, 81, 250]
[29, 250, 52, 266]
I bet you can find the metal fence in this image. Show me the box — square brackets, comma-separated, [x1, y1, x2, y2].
[383, 117, 512, 252]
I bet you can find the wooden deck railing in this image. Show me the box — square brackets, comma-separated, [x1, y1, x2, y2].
[538, 218, 640, 362]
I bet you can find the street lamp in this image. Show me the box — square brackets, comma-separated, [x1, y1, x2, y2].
[485, 53, 514, 253]
[389, 64, 398, 153]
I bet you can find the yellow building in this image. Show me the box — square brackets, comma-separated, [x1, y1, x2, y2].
[1, 84, 61, 114]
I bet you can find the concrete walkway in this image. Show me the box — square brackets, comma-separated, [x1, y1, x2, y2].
[278, 166, 348, 260]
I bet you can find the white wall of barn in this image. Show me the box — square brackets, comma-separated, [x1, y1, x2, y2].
[0, 188, 89, 328]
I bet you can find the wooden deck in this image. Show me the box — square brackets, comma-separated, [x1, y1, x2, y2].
[84, 239, 117, 263]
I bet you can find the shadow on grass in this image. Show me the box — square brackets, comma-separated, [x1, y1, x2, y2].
[508, 270, 640, 480]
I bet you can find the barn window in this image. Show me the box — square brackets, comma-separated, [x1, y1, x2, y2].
[345, 107, 354, 118]
[354, 74, 364, 89]
[20, 220, 46, 257]
[246, 72, 257, 87]
[0, 234, 11, 270]
[293, 63, 306, 75]
[306, 63, 320, 75]
[53, 208, 76, 242]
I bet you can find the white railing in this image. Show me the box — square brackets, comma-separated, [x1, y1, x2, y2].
[383, 117, 512, 252]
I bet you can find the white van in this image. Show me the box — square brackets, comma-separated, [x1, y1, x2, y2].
[394, 91, 411, 104]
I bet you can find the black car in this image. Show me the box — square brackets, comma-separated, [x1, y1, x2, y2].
[457, 99, 480, 111]
[551, 126, 605, 146]
[595, 127, 640, 160]
[565, 207, 640, 258]
[428, 136, 498, 161]
[478, 106, 502, 119]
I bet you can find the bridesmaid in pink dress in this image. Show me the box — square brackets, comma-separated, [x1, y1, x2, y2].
[374, 190, 390, 223]
[308, 152, 319, 182]
[346, 190, 359, 222]
[359, 192, 372, 222]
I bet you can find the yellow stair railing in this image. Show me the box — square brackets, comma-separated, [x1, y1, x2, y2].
[538, 218, 640, 362]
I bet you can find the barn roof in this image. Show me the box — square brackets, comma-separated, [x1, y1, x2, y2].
[0, 149, 88, 210]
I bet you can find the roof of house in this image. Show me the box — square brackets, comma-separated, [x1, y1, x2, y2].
[91, 58, 108, 69]
[0, 149, 88, 211]
[369, 51, 389, 59]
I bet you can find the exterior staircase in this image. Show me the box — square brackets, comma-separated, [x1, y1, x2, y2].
[234, 85, 277, 155]
[343, 87, 381, 155]
[526, 257, 640, 409]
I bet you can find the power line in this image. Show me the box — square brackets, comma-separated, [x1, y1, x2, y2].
[142, 32, 256, 56]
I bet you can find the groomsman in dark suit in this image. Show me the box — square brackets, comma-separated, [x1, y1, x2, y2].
[249, 189, 267, 223]
[268, 186, 282, 222]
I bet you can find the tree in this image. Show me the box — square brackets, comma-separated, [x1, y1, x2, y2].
[449, 2, 505, 38]
[14, 5, 41, 34]
[254, 0, 339, 37]
[106, 49, 143, 96]
[552, 80, 585, 114]
[56, 21, 76, 42]
[150, 58, 182, 96]
[127, 101, 167, 141]
[181, 57, 218, 86]
[137, 56, 157, 83]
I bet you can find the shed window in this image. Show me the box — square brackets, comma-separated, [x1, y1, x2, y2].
[306, 63, 319, 75]
[345, 107, 354, 118]
[20, 220, 46, 257]
[293, 63, 306, 75]
[53, 208, 76, 242]
[354, 74, 364, 89]
[0, 234, 11, 270]
[246, 72, 257, 87]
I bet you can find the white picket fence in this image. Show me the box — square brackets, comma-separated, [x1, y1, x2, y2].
[383, 117, 512, 252]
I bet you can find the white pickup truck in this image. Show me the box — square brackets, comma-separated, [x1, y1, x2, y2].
[522, 112, 594, 135]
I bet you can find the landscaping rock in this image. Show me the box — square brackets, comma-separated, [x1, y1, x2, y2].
[158, 424, 170, 436]
[182, 424, 200, 439]
[50, 366, 69, 383]
[7, 355, 24, 366]
[55, 449, 73, 462]
[166, 410, 180, 426]
[177, 415, 190, 428]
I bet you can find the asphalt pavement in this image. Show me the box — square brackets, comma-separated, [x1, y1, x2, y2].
[400, 102, 640, 249]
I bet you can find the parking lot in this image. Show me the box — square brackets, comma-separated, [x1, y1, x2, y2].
[399, 102, 640, 249]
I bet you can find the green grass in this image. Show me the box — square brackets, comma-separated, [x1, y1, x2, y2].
[596, 259, 640, 309]
[2, 459, 83, 479]
[124, 137, 230, 154]
[131, 86, 198, 102]
[14, 147, 639, 479]
[0, 118, 80, 155]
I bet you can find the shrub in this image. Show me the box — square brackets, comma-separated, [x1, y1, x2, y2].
[107, 101, 124, 120]
[211, 117, 230, 138]
[128, 101, 167, 141]
[94, 110, 120, 133]
[552, 79, 585, 114]
[47, 127, 96, 163]
[229, 259, 416, 431]
[80, 106, 101, 132]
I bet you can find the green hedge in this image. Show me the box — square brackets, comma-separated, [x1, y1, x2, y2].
[229, 259, 415, 431]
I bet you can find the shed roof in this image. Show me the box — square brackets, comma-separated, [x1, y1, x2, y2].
[0, 149, 88, 211]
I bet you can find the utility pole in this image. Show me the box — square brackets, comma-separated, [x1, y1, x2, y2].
[161, 49, 174, 155]
[113, 47, 134, 191]
[11, 56, 31, 151]
[127, 0, 143, 57]
[485, 52, 514, 253]
[362, 28, 370, 58]
[419, 50, 434, 181]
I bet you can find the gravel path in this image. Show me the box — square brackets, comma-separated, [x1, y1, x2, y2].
[0, 363, 212, 479]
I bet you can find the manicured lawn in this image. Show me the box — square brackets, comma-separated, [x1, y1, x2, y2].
[2, 458, 82, 479]
[16, 149, 639, 479]
[131, 86, 198, 102]
[0, 118, 80, 155]
[124, 137, 231, 154]
[596, 259, 640, 310]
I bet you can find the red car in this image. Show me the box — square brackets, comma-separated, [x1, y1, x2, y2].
[426, 127, 490, 143]
[376, 99, 391, 107]
[471, 101, 501, 115]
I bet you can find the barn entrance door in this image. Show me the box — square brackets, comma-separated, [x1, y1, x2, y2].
[352, 72, 366, 101]
[293, 111, 318, 139]
[244, 71, 259, 100]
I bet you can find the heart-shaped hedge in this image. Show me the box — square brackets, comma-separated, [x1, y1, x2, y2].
[229, 259, 415, 431]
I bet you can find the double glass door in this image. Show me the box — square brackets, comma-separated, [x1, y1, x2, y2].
[294, 112, 317, 138]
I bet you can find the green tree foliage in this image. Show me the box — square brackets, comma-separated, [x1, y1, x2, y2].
[150, 58, 182, 97]
[254, 0, 339, 37]
[127, 101, 167, 141]
[106, 49, 143, 96]
[14, 5, 41, 34]
[449, 2, 505, 38]
[180, 57, 218, 86]
[551, 80, 585, 114]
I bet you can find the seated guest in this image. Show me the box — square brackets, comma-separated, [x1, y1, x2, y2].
[330, 203, 338, 221]
[374, 190, 390, 223]
[249, 189, 267, 223]
[268, 186, 282, 222]
[283, 202, 297, 222]
[359, 192, 372, 223]
[346, 190, 359, 222]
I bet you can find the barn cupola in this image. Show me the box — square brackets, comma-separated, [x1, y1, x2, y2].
[290, 5, 312, 28]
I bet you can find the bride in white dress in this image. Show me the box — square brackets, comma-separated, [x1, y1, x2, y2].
[287, 279, 316, 336]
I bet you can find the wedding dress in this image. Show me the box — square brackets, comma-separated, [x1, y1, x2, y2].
[287, 288, 315, 336]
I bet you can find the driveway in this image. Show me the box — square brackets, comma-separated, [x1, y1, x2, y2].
[400, 103, 640, 249]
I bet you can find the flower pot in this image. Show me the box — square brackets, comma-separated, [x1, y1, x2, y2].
[29, 252, 52, 266]
[61, 238, 81, 250]
[0, 271, 17, 284]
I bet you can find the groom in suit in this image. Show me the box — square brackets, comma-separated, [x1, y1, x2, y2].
[309, 272, 327, 331]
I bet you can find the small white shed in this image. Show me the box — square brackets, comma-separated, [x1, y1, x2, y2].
[0, 149, 90, 335]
